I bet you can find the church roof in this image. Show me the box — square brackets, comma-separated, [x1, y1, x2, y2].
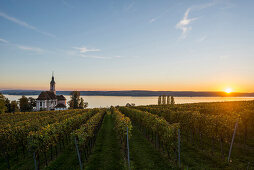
[37, 91, 57, 100]
[55, 103, 66, 108]
[57, 95, 66, 100]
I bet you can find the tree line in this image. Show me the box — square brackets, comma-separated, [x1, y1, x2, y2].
[0, 91, 88, 114]
[158, 95, 175, 105]
[0, 93, 36, 113]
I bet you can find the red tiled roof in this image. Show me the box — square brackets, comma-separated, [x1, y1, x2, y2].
[37, 91, 57, 100]
[55, 103, 66, 108]
[56, 95, 66, 100]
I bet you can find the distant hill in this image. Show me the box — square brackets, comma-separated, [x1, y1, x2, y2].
[1, 90, 254, 97]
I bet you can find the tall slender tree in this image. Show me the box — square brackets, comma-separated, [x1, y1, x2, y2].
[166, 95, 170, 105]
[19, 96, 30, 112]
[0, 93, 7, 114]
[79, 97, 84, 109]
[69, 91, 81, 109]
[5, 98, 11, 113]
[68, 91, 88, 109]
[171, 96, 175, 105]
[162, 95, 166, 105]
[10, 101, 19, 113]
[158, 96, 162, 105]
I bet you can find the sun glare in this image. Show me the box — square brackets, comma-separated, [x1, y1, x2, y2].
[225, 88, 232, 93]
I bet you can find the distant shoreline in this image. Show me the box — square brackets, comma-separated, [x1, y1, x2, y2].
[1, 90, 254, 97]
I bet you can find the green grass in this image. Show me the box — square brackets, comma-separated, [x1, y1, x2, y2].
[84, 113, 126, 170]
[0, 150, 34, 170]
[44, 144, 79, 170]
[129, 126, 173, 170]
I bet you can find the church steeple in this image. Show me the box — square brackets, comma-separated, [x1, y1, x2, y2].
[50, 72, 56, 94]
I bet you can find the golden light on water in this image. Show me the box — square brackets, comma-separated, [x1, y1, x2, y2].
[225, 88, 232, 93]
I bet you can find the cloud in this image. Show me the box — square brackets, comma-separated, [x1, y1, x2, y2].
[149, 18, 156, 23]
[176, 0, 233, 39]
[80, 54, 111, 59]
[197, 35, 207, 42]
[17, 45, 44, 53]
[79, 54, 126, 60]
[0, 11, 55, 38]
[149, 7, 171, 23]
[176, 8, 198, 39]
[72, 46, 125, 59]
[73, 46, 100, 53]
[0, 37, 44, 53]
[0, 38, 8, 43]
[125, 2, 135, 11]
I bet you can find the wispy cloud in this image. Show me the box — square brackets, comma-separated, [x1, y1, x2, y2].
[71, 46, 126, 60]
[176, 0, 233, 39]
[0, 11, 55, 38]
[80, 54, 124, 60]
[176, 8, 198, 39]
[0, 38, 44, 53]
[197, 35, 207, 42]
[80, 54, 111, 59]
[125, 2, 135, 11]
[0, 38, 9, 43]
[149, 8, 171, 23]
[17, 45, 43, 52]
[72, 46, 100, 53]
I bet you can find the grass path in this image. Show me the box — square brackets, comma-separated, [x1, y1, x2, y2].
[84, 113, 126, 170]
[129, 126, 173, 170]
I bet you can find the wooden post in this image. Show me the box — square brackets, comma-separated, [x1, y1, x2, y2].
[247, 162, 250, 170]
[74, 137, 83, 170]
[33, 152, 37, 170]
[127, 127, 131, 170]
[228, 120, 238, 163]
[178, 128, 181, 168]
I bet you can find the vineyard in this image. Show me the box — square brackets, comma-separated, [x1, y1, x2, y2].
[0, 100, 253, 169]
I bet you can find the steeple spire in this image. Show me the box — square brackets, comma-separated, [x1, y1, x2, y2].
[50, 72, 56, 94]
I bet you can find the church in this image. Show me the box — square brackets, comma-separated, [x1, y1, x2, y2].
[36, 75, 67, 111]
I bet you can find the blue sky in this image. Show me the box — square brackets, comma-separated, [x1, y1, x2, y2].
[0, 0, 254, 92]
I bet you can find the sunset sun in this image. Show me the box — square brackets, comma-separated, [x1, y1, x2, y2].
[225, 88, 232, 93]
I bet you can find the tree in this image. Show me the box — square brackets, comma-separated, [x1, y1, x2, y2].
[158, 96, 162, 105]
[0, 93, 7, 114]
[68, 91, 88, 109]
[84, 102, 88, 108]
[166, 95, 170, 105]
[162, 95, 166, 105]
[19, 96, 31, 112]
[28, 97, 36, 107]
[5, 98, 11, 113]
[171, 96, 175, 105]
[10, 101, 19, 113]
[28, 97, 36, 111]
[79, 98, 84, 109]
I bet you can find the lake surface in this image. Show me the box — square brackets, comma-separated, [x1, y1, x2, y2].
[4, 95, 254, 108]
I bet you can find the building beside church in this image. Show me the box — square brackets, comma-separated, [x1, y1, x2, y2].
[36, 75, 67, 111]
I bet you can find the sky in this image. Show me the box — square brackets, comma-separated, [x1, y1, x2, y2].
[0, 0, 254, 92]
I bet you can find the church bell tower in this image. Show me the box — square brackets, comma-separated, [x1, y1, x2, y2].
[50, 72, 56, 95]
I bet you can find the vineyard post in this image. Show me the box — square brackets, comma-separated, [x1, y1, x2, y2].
[247, 162, 250, 170]
[178, 128, 181, 168]
[127, 126, 131, 170]
[74, 137, 83, 170]
[33, 152, 37, 170]
[227, 120, 238, 163]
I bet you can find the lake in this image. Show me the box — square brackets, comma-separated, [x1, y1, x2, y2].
[4, 95, 254, 108]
